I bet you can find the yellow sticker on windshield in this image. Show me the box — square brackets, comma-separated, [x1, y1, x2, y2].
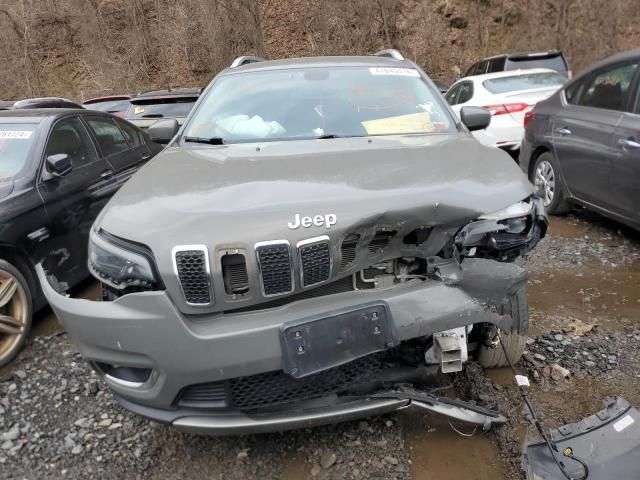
[361, 112, 434, 135]
[134, 106, 144, 115]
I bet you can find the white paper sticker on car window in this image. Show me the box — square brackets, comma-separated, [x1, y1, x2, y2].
[369, 67, 420, 77]
[0, 130, 32, 139]
[613, 415, 635, 432]
[134, 106, 144, 115]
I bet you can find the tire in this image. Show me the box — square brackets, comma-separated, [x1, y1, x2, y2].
[532, 152, 571, 215]
[478, 285, 528, 368]
[0, 259, 33, 368]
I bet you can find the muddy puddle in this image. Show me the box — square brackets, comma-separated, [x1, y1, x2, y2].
[528, 266, 640, 334]
[400, 410, 503, 479]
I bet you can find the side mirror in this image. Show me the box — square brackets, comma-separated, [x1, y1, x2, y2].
[460, 106, 491, 131]
[46, 153, 72, 177]
[148, 119, 179, 144]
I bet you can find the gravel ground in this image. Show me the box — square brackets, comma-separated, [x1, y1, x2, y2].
[1, 208, 639, 479]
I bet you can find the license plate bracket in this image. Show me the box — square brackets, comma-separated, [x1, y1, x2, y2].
[280, 302, 397, 378]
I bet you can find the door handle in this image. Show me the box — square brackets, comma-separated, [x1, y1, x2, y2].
[618, 138, 640, 149]
[100, 169, 114, 179]
[141, 153, 152, 161]
[555, 127, 571, 135]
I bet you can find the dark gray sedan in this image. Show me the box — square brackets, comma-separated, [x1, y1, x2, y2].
[520, 48, 640, 230]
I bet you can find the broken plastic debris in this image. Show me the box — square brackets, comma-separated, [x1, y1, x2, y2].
[515, 375, 530, 387]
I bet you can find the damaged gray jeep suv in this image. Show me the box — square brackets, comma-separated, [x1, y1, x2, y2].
[39, 50, 547, 434]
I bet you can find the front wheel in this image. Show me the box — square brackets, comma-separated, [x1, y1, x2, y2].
[532, 152, 571, 214]
[477, 286, 528, 368]
[0, 259, 33, 368]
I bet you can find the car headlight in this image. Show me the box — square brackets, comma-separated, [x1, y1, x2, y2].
[456, 197, 546, 261]
[88, 229, 157, 290]
[479, 200, 534, 234]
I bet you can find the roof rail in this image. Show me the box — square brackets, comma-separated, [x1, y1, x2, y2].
[371, 49, 404, 61]
[230, 56, 266, 68]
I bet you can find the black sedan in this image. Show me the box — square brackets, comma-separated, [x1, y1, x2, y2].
[0, 109, 161, 366]
[520, 48, 640, 230]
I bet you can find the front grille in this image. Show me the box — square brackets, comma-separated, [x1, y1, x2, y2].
[256, 241, 293, 296]
[299, 239, 331, 287]
[174, 247, 211, 305]
[178, 352, 388, 411]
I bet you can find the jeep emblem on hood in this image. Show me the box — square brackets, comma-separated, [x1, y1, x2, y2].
[288, 213, 337, 229]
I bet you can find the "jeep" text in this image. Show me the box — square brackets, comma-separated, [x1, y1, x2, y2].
[287, 213, 337, 229]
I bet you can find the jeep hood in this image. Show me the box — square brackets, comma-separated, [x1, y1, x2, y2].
[98, 134, 533, 247]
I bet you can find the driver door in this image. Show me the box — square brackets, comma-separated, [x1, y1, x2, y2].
[37, 115, 115, 289]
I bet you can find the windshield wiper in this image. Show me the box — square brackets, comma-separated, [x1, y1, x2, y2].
[183, 136, 225, 145]
[315, 134, 363, 139]
[142, 114, 164, 118]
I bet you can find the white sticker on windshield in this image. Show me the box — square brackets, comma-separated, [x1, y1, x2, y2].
[370, 67, 420, 77]
[0, 130, 32, 139]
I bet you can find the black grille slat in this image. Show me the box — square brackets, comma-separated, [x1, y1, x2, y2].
[175, 249, 211, 305]
[340, 234, 360, 269]
[300, 241, 331, 287]
[256, 243, 292, 295]
[221, 253, 249, 295]
[368, 230, 396, 253]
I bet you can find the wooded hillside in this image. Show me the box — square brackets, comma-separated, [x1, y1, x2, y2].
[0, 0, 637, 100]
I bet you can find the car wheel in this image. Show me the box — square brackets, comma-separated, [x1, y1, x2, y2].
[478, 285, 528, 368]
[0, 259, 32, 368]
[532, 152, 571, 214]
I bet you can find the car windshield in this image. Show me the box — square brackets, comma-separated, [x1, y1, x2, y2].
[482, 72, 566, 94]
[85, 99, 131, 113]
[0, 123, 37, 179]
[126, 97, 197, 119]
[183, 66, 454, 143]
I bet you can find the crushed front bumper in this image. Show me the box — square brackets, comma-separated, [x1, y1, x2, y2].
[37, 258, 525, 434]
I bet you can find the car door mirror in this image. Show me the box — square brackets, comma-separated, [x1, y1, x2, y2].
[46, 153, 72, 177]
[460, 106, 491, 131]
[148, 119, 179, 144]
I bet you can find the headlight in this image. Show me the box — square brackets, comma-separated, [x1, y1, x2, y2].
[479, 200, 534, 234]
[88, 229, 157, 290]
[456, 197, 545, 261]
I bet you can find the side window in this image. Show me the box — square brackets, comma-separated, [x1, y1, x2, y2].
[488, 57, 505, 73]
[578, 62, 640, 111]
[564, 78, 586, 105]
[464, 64, 477, 77]
[115, 118, 144, 148]
[445, 85, 460, 105]
[85, 117, 130, 156]
[457, 82, 474, 104]
[45, 117, 98, 169]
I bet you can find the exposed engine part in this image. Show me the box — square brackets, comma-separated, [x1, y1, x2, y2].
[353, 257, 428, 289]
[434, 327, 468, 373]
[424, 326, 471, 373]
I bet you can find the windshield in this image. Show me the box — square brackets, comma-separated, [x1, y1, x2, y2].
[85, 99, 131, 113]
[0, 123, 37, 179]
[126, 98, 197, 119]
[183, 66, 454, 143]
[483, 72, 566, 94]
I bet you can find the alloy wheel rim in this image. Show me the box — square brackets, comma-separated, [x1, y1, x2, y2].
[534, 160, 556, 207]
[0, 268, 28, 362]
